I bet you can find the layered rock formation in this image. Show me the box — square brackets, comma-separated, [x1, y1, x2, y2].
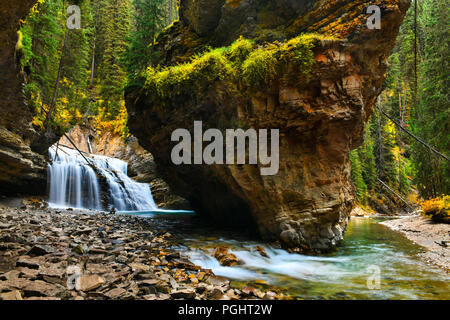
[0, 0, 57, 195]
[126, 0, 410, 252]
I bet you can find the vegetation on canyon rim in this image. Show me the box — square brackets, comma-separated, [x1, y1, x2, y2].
[144, 34, 323, 102]
[15, 0, 449, 216]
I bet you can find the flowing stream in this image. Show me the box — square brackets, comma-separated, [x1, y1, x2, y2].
[166, 217, 449, 300]
[47, 145, 158, 211]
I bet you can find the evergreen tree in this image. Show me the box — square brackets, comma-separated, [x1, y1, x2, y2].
[350, 150, 368, 204]
[125, 0, 167, 75]
[411, 0, 449, 197]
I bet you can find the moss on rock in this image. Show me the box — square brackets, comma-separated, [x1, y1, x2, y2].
[144, 33, 326, 103]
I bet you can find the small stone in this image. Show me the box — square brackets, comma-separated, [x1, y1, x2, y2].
[71, 245, 86, 255]
[264, 291, 277, 300]
[0, 270, 21, 281]
[129, 263, 150, 273]
[0, 290, 23, 300]
[206, 275, 229, 287]
[207, 288, 224, 299]
[27, 245, 55, 257]
[105, 287, 127, 299]
[157, 293, 171, 300]
[139, 279, 159, 287]
[241, 286, 255, 296]
[16, 258, 40, 269]
[255, 246, 269, 258]
[79, 275, 105, 292]
[171, 288, 196, 299]
[214, 247, 242, 266]
[18, 268, 39, 279]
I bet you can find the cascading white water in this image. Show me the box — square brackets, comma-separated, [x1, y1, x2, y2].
[47, 145, 158, 211]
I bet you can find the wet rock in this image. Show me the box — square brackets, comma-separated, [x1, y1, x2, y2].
[214, 247, 242, 267]
[172, 258, 201, 271]
[255, 246, 269, 258]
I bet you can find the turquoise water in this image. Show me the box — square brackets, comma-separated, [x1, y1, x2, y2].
[119, 209, 196, 218]
[175, 217, 449, 300]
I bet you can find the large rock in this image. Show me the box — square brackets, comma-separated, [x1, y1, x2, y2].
[0, 0, 58, 196]
[126, 0, 410, 252]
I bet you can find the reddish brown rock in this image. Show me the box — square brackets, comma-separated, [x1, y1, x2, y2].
[214, 247, 242, 267]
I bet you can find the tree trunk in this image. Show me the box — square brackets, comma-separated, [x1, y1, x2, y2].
[90, 35, 96, 88]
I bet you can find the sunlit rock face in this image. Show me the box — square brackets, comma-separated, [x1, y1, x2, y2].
[0, 0, 61, 195]
[130, 0, 410, 252]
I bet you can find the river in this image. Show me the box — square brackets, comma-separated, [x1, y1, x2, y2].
[142, 215, 449, 300]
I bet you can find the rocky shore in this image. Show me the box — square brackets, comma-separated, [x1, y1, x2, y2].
[381, 216, 450, 273]
[0, 200, 280, 300]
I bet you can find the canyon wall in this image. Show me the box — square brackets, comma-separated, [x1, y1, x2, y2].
[0, 0, 57, 195]
[126, 0, 410, 252]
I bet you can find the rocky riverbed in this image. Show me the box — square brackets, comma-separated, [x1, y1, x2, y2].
[381, 216, 450, 273]
[0, 199, 281, 300]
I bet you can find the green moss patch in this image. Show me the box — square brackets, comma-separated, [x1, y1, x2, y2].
[144, 34, 327, 103]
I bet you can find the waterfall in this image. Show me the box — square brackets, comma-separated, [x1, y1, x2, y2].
[47, 145, 158, 211]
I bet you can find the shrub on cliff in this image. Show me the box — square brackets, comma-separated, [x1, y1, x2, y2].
[422, 196, 450, 224]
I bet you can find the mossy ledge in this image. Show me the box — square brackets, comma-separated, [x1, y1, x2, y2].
[144, 34, 330, 103]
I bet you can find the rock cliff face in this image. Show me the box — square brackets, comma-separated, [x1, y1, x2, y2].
[126, 0, 410, 252]
[0, 0, 57, 195]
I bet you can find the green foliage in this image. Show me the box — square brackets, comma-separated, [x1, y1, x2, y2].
[125, 0, 167, 75]
[350, 150, 368, 204]
[241, 47, 277, 89]
[352, 0, 448, 207]
[144, 33, 322, 101]
[358, 126, 378, 191]
[411, 0, 449, 198]
[228, 36, 254, 66]
[145, 47, 234, 99]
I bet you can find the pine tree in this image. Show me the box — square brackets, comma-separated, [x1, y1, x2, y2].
[125, 0, 167, 75]
[350, 150, 368, 204]
[411, 0, 449, 197]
